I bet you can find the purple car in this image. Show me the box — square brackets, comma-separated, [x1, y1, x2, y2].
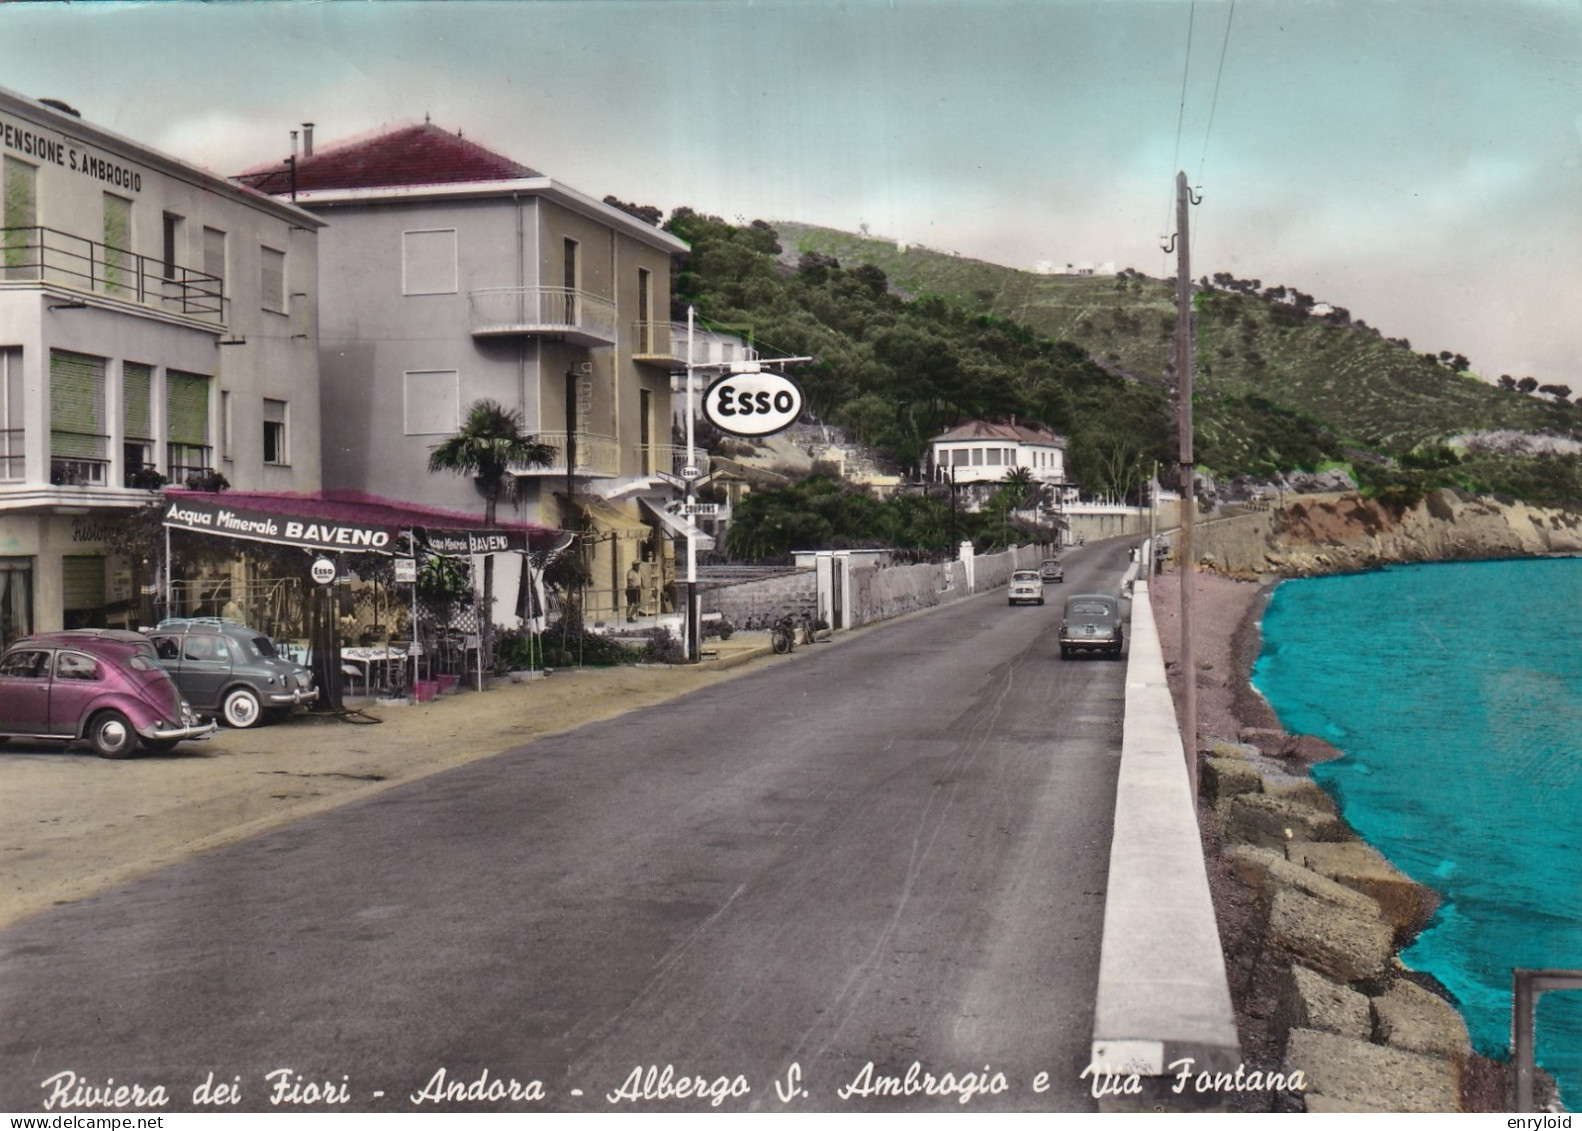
[0, 629, 217, 758]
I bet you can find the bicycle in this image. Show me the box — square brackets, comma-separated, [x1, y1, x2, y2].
[770, 612, 819, 654]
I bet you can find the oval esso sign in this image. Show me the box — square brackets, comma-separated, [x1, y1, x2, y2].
[702, 372, 804, 437]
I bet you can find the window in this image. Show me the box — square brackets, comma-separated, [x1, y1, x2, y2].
[971, 448, 984, 466]
[122, 361, 154, 486]
[162, 213, 183, 280]
[402, 229, 457, 295]
[403, 370, 459, 435]
[0, 560, 33, 648]
[260, 245, 285, 313]
[0, 649, 48, 679]
[3, 158, 37, 279]
[636, 267, 652, 352]
[262, 398, 288, 465]
[103, 194, 132, 295]
[562, 238, 579, 323]
[166, 370, 212, 480]
[55, 652, 101, 681]
[50, 350, 108, 486]
[0, 348, 21, 481]
[61, 555, 105, 629]
[201, 227, 226, 313]
[219, 390, 232, 461]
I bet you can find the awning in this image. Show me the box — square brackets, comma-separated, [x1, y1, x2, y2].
[638, 497, 716, 552]
[573, 494, 650, 538]
[160, 488, 563, 555]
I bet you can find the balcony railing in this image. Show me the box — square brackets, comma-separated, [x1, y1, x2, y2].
[510, 431, 620, 478]
[643, 445, 711, 478]
[2, 226, 224, 323]
[0, 430, 22, 481]
[50, 457, 108, 487]
[468, 286, 617, 346]
[167, 443, 215, 484]
[631, 320, 685, 365]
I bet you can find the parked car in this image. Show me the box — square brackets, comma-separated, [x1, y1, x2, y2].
[146, 618, 318, 728]
[1059, 592, 1124, 658]
[1008, 569, 1045, 606]
[0, 630, 216, 758]
[1039, 558, 1065, 584]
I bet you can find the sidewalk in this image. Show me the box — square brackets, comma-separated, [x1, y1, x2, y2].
[0, 634, 775, 931]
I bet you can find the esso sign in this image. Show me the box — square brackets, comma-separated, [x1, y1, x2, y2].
[310, 557, 336, 585]
[702, 372, 804, 437]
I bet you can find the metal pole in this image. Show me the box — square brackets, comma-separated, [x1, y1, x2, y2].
[163, 525, 172, 622]
[685, 306, 699, 661]
[1514, 970, 1536, 1113]
[1175, 170, 1198, 795]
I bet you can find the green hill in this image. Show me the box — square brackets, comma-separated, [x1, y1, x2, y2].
[776, 222, 1579, 464]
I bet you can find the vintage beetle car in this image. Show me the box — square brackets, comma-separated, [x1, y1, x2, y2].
[1059, 592, 1125, 658]
[1008, 569, 1045, 606]
[146, 618, 318, 728]
[1038, 558, 1065, 584]
[0, 630, 216, 758]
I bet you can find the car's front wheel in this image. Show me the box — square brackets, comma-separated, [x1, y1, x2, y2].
[221, 686, 263, 728]
[88, 710, 138, 759]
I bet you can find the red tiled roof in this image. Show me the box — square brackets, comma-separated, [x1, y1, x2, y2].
[234, 122, 541, 196]
[932, 419, 1065, 446]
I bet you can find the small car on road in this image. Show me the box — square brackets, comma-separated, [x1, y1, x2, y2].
[1008, 569, 1045, 606]
[1039, 558, 1064, 584]
[0, 630, 216, 757]
[146, 618, 318, 728]
[1059, 592, 1124, 658]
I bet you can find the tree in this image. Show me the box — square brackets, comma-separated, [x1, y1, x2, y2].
[427, 400, 556, 671]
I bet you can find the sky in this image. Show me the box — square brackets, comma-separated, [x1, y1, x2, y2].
[7, 0, 1582, 386]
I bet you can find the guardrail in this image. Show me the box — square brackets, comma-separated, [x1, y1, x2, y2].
[1089, 556, 1241, 1092]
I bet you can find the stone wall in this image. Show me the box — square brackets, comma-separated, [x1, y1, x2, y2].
[702, 545, 1046, 630]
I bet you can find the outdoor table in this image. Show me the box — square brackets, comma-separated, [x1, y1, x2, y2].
[340, 643, 412, 696]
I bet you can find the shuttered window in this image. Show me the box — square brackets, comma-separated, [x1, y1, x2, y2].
[263, 397, 287, 464]
[62, 556, 105, 615]
[123, 362, 152, 442]
[49, 350, 107, 459]
[3, 158, 37, 278]
[402, 229, 457, 295]
[260, 245, 285, 313]
[167, 371, 210, 446]
[103, 194, 131, 295]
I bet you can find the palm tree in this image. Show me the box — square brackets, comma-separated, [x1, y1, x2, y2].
[428, 399, 556, 671]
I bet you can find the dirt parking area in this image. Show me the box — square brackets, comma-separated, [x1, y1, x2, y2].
[0, 638, 773, 931]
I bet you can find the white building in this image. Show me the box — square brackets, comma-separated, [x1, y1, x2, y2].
[928, 419, 1067, 488]
[0, 87, 322, 641]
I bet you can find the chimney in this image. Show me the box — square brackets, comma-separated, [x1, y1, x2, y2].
[302, 122, 314, 159]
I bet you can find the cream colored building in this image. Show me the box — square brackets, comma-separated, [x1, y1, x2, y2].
[0, 87, 322, 642]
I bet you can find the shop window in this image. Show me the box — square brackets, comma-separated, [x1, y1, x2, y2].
[402, 229, 457, 295]
[0, 559, 32, 647]
[260, 245, 285, 313]
[62, 555, 106, 630]
[403, 370, 459, 435]
[263, 398, 288, 465]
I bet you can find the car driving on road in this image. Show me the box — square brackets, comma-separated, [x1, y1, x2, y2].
[1059, 592, 1124, 658]
[0, 630, 216, 757]
[146, 618, 318, 728]
[1008, 569, 1045, 606]
[1038, 558, 1064, 583]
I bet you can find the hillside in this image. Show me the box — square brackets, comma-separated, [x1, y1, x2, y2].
[775, 222, 1580, 464]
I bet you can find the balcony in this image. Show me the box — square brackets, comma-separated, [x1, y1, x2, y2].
[510, 431, 620, 478]
[631, 320, 686, 366]
[167, 443, 215, 485]
[2, 226, 223, 324]
[468, 287, 617, 346]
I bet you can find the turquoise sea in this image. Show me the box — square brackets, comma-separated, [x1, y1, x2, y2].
[1253, 558, 1582, 1111]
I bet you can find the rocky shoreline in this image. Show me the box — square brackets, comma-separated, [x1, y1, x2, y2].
[1150, 567, 1561, 1113]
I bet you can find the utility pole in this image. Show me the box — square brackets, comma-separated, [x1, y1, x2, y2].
[1173, 170, 1199, 795]
[684, 307, 699, 661]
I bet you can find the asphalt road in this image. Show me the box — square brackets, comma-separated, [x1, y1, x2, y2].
[0, 540, 1135, 1114]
